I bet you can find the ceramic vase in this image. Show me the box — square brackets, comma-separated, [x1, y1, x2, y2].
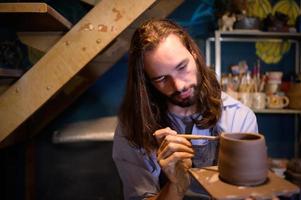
[218, 133, 268, 186]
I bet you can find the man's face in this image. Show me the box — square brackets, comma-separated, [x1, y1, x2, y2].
[144, 34, 198, 108]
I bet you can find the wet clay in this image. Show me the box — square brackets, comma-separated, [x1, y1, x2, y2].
[218, 133, 268, 186]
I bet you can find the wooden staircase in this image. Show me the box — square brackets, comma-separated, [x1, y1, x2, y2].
[0, 0, 183, 147]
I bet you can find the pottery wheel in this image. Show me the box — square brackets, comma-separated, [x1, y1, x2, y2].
[189, 166, 300, 199]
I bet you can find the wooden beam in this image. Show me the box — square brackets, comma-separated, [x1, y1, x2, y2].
[81, 0, 101, 6]
[17, 32, 64, 52]
[0, 3, 72, 31]
[0, 0, 157, 143]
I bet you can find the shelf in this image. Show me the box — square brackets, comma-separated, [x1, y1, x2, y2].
[215, 30, 301, 40]
[52, 116, 117, 144]
[253, 109, 301, 114]
[206, 30, 301, 80]
[0, 68, 23, 78]
[0, 3, 72, 31]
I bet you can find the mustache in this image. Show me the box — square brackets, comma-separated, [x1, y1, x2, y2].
[170, 85, 198, 98]
[170, 87, 189, 98]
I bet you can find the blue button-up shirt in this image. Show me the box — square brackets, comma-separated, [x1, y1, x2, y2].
[113, 92, 258, 200]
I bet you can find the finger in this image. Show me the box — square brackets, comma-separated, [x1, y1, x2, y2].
[153, 127, 177, 142]
[158, 142, 194, 161]
[164, 135, 192, 147]
[158, 135, 192, 155]
[159, 152, 194, 167]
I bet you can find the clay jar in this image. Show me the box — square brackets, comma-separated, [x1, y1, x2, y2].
[218, 133, 268, 186]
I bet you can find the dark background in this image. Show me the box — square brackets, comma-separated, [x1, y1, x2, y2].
[0, 0, 299, 199]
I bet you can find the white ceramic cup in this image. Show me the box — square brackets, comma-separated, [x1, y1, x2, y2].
[252, 92, 266, 110]
[267, 95, 290, 109]
[265, 83, 280, 94]
[239, 92, 253, 108]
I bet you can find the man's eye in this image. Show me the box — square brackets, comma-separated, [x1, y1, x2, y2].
[154, 76, 166, 83]
[178, 65, 186, 71]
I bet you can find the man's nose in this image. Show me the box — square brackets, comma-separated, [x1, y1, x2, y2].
[170, 77, 185, 92]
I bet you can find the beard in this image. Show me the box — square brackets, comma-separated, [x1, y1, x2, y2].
[167, 85, 198, 107]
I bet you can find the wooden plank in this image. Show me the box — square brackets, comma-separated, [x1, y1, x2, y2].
[0, 68, 23, 78]
[17, 32, 64, 52]
[0, 3, 49, 12]
[0, 3, 72, 31]
[81, 0, 101, 6]
[0, 0, 157, 143]
[0, 0, 184, 147]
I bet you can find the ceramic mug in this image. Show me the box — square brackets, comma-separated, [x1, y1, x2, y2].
[265, 83, 281, 94]
[238, 92, 252, 108]
[267, 95, 289, 109]
[266, 71, 283, 84]
[218, 133, 268, 186]
[252, 92, 266, 109]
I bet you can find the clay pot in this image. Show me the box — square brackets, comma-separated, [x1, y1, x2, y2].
[287, 83, 301, 109]
[218, 133, 268, 186]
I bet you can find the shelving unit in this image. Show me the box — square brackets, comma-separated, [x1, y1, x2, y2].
[206, 30, 301, 80]
[206, 30, 301, 158]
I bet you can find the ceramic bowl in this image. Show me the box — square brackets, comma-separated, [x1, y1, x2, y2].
[234, 17, 260, 30]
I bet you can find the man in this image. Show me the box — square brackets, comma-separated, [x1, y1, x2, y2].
[113, 19, 258, 200]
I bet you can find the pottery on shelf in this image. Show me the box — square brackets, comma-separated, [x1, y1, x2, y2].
[234, 17, 260, 30]
[287, 83, 301, 109]
[218, 133, 268, 186]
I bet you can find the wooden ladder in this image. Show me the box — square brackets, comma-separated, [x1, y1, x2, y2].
[0, 0, 183, 147]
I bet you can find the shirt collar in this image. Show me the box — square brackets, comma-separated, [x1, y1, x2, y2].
[221, 91, 240, 108]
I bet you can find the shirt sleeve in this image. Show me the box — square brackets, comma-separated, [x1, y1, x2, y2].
[112, 124, 161, 200]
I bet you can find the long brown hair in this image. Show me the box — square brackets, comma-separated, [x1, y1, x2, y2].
[119, 19, 221, 154]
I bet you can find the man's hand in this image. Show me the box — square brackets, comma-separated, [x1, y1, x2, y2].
[153, 127, 194, 197]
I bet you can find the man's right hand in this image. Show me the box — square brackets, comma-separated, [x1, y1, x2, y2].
[153, 127, 194, 197]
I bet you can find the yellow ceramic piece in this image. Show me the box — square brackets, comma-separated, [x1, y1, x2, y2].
[272, 0, 300, 26]
[247, 0, 272, 20]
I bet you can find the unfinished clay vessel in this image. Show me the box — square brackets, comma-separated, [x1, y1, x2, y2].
[218, 133, 268, 186]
